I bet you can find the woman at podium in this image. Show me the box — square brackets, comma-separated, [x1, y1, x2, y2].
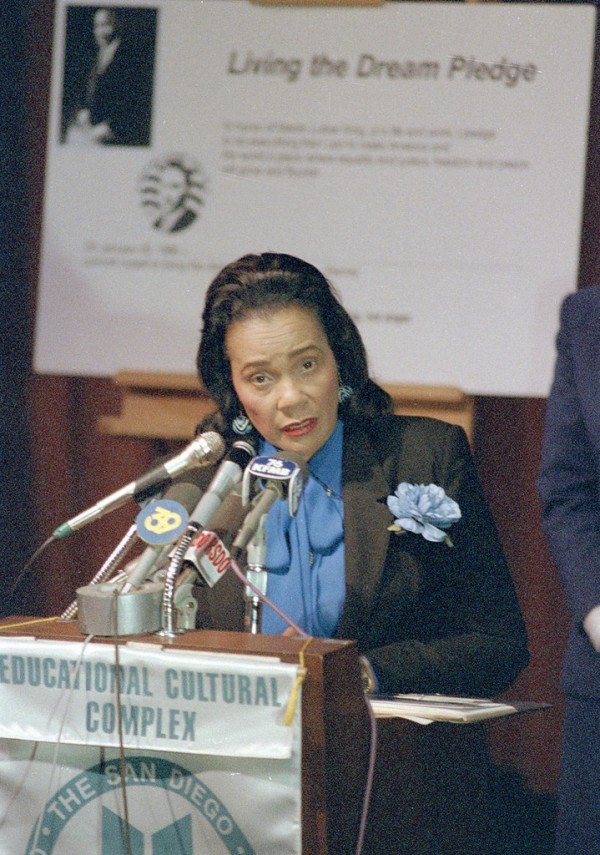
[193, 251, 529, 698]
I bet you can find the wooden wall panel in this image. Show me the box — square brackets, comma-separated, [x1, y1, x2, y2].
[473, 396, 569, 794]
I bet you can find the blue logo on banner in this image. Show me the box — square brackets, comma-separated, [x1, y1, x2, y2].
[102, 807, 191, 854]
[25, 756, 255, 854]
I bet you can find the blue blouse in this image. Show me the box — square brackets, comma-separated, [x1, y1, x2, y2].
[260, 420, 346, 636]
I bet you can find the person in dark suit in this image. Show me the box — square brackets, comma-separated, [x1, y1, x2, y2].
[193, 252, 529, 698]
[537, 284, 600, 855]
[64, 7, 154, 147]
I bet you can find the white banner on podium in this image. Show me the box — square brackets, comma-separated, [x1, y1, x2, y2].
[0, 739, 301, 854]
[0, 638, 303, 853]
[0, 638, 300, 758]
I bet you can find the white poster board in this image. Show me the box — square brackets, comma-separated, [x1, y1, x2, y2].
[34, 1, 596, 396]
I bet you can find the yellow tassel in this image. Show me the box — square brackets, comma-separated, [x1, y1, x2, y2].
[283, 636, 313, 726]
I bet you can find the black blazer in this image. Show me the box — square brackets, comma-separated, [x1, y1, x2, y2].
[195, 415, 529, 697]
[87, 38, 153, 146]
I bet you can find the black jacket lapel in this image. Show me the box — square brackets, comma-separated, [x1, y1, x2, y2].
[337, 422, 392, 642]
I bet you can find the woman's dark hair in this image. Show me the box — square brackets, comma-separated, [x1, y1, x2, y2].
[196, 252, 391, 439]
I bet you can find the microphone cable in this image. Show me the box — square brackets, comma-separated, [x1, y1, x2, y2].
[110, 591, 134, 855]
[228, 554, 308, 638]
[25, 631, 96, 855]
[6, 535, 57, 609]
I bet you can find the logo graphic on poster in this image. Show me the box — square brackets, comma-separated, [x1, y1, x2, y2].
[139, 155, 207, 233]
[26, 756, 255, 854]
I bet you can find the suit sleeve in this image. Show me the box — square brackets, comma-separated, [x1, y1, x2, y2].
[537, 295, 600, 625]
[362, 421, 529, 697]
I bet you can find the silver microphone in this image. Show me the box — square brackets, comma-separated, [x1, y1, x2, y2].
[53, 431, 225, 540]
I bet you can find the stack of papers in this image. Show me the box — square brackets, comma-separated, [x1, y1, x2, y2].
[368, 694, 549, 725]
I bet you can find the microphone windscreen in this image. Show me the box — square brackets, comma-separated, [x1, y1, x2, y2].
[164, 481, 203, 511]
[209, 486, 248, 542]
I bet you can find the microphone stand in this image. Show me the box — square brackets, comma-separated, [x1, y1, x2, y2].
[244, 515, 268, 634]
[158, 524, 198, 636]
[59, 524, 138, 621]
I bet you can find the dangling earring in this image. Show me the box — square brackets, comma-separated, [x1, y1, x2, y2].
[232, 413, 252, 435]
[338, 382, 353, 405]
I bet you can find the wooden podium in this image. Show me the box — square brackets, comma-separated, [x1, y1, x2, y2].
[0, 616, 505, 855]
[0, 617, 371, 855]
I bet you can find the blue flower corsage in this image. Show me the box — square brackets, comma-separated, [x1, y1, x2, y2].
[386, 482, 461, 547]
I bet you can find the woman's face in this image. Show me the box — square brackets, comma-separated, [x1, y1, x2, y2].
[225, 304, 339, 461]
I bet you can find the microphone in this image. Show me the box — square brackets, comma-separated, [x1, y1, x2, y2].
[244, 514, 268, 634]
[186, 439, 256, 530]
[159, 440, 256, 630]
[60, 481, 204, 619]
[121, 481, 203, 592]
[182, 484, 248, 587]
[52, 431, 225, 540]
[231, 451, 307, 558]
[181, 457, 306, 637]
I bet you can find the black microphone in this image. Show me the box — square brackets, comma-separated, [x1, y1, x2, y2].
[231, 451, 308, 558]
[159, 440, 256, 598]
[121, 481, 203, 592]
[52, 431, 225, 540]
[182, 484, 248, 587]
